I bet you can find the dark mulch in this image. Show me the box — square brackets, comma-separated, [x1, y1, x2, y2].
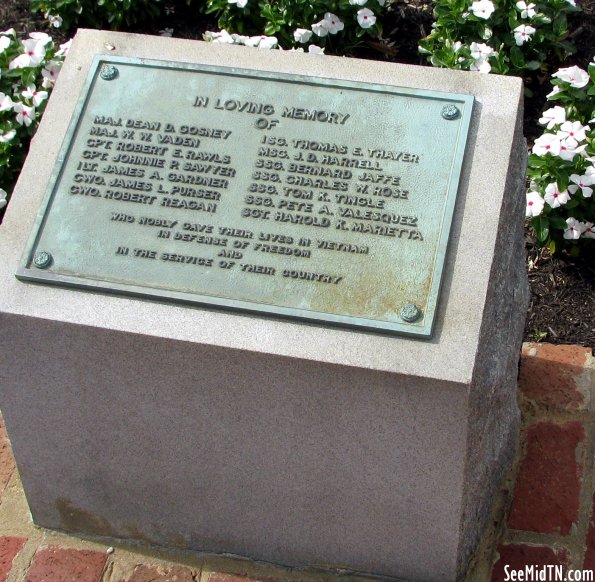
[1, 0, 594, 347]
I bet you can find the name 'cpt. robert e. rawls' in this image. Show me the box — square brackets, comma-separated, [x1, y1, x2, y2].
[193, 96, 351, 126]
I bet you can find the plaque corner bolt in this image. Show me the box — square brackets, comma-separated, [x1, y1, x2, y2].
[400, 303, 422, 323]
[33, 251, 53, 269]
[100, 64, 118, 81]
[441, 104, 460, 120]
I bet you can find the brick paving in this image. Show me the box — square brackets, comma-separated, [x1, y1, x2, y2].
[0, 343, 593, 582]
[492, 343, 595, 580]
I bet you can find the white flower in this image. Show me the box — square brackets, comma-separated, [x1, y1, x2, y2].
[532, 133, 561, 156]
[557, 138, 586, 161]
[22, 84, 48, 107]
[470, 42, 495, 59]
[544, 182, 570, 208]
[29, 32, 52, 45]
[513, 24, 536, 45]
[56, 39, 72, 56]
[581, 222, 595, 238]
[470, 57, 492, 73]
[0, 93, 14, 112]
[308, 44, 325, 54]
[539, 106, 566, 129]
[448, 40, 463, 52]
[293, 28, 312, 43]
[257, 36, 278, 49]
[228, 0, 248, 7]
[557, 120, 588, 143]
[9, 39, 46, 69]
[0, 129, 16, 143]
[470, 0, 495, 19]
[203, 30, 234, 44]
[357, 8, 376, 28]
[546, 85, 561, 99]
[516, 1, 536, 18]
[0, 188, 7, 210]
[563, 217, 582, 240]
[14, 103, 35, 127]
[159, 28, 174, 37]
[552, 66, 589, 88]
[0, 36, 11, 54]
[566, 0, 576, 6]
[568, 173, 594, 197]
[323, 13, 345, 34]
[526, 190, 545, 217]
[312, 13, 345, 37]
[231, 34, 250, 44]
[311, 21, 329, 37]
[41, 60, 62, 88]
[47, 14, 63, 28]
[1, 28, 16, 37]
[350, 0, 368, 4]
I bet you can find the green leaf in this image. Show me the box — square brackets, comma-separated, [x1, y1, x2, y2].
[524, 60, 541, 71]
[510, 45, 525, 68]
[532, 215, 550, 243]
[549, 216, 569, 230]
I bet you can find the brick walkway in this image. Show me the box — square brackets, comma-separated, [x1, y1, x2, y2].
[1, 343, 593, 582]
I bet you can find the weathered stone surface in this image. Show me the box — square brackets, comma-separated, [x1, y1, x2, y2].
[0, 30, 527, 581]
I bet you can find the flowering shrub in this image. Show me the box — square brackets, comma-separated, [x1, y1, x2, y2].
[418, 0, 578, 80]
[526, 59, 595, 252]
[0, 29, 69, 214]
[31, 0, 161, 32]
[205, 0, 385, 54]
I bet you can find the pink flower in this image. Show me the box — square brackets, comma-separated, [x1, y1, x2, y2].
[357, 8, 376, 28]
[470, 0, 495, 19]
[513, 24, 536, 46]
[525, 191, 544, 217]
[22, 84, 48, 107]
[543, 182, 570, 208]
[14, 103, 35, 127]
[581, 222, 595, 239]
[563, 217, 582, 240]
[41, 60, 62, 88]
[552, 66, 589, 88]
[532, 133, 561, 156]
[568, 173, 594, 198]
[9, 38, 46, 69]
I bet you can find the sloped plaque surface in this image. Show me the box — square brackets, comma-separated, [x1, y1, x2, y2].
[17, 57, 473, 336]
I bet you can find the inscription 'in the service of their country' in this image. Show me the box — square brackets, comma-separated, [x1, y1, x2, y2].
[18, 58, 473, 336]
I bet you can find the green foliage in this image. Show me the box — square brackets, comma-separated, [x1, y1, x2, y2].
[526, 61, 595, 252]
[31, 0, 162, 32]
[205, 0, 385, 53]
[0, 30, 67, 212]
[418, 0, 578, 78]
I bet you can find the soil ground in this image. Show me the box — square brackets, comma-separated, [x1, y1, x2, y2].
[1, 0, 594, 347]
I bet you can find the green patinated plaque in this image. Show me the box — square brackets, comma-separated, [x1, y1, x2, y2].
[17, 56, 473, 337]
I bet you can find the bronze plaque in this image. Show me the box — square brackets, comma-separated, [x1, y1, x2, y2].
[17, 57, 473, 336]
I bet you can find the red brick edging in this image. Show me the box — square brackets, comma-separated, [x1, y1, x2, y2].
[491, 343, 594, 580]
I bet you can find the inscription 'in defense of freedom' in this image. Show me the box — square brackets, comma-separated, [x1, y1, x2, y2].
[19, 59, 473, 336]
